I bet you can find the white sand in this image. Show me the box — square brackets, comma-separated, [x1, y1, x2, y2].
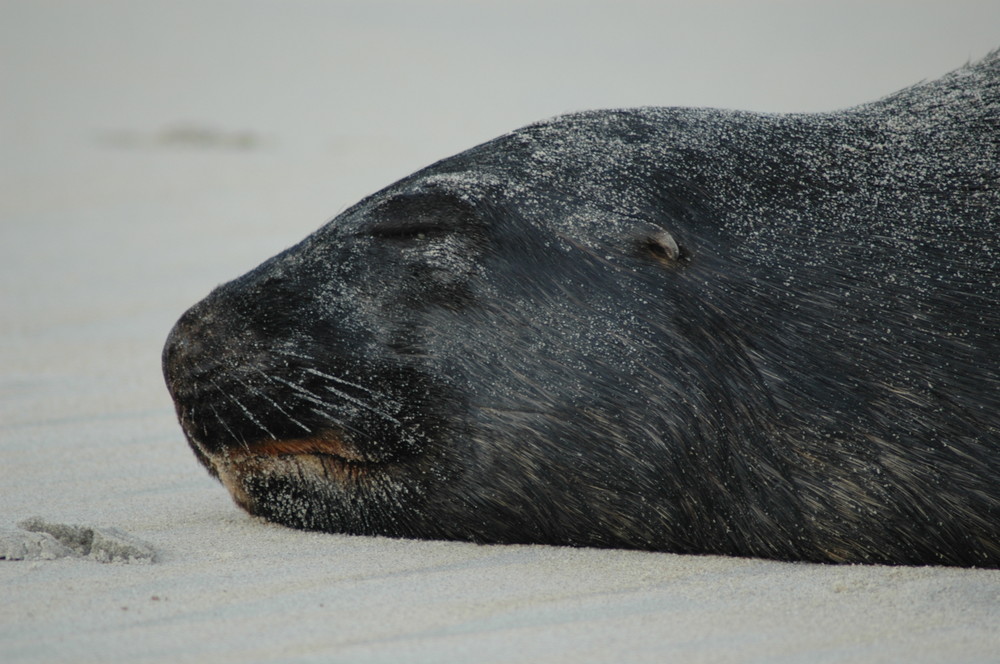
[2, 2, 998, 662]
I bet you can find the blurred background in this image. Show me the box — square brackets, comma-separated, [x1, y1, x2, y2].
[4, 1, 999, 232]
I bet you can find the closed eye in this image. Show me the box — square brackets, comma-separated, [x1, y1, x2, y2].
[363, 189, 479, 243]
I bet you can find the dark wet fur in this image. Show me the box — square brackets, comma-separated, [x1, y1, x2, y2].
[164, 52, 1000, 567]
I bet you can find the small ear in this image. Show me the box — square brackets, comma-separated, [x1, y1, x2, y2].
[639, 227, 687, 266]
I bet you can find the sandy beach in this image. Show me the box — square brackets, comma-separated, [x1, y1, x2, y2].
[2, 2, 999, 662]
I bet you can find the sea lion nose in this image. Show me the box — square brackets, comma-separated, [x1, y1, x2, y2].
[162, 304, 217, 397]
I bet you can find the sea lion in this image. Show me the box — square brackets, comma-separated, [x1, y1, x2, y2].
[163, 52, 1000, 567]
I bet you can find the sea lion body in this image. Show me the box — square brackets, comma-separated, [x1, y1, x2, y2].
[164, 53, 1000, 566]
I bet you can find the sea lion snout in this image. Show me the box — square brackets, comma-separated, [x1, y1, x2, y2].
[162, 294, 306, 459]
[162, 301, 250, 405]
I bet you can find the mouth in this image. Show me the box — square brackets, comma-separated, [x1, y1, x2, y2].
[237, 435, 372, 462]
[197, 432, 385, 511]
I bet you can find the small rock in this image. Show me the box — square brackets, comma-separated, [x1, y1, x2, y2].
[0, 528, 78, 561]
[1, 517, 157, 564]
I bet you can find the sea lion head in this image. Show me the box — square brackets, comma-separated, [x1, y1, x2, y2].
[161, 111, 753, 547]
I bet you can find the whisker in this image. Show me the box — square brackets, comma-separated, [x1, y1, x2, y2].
[244, 372, 313, 435]
[302, 367, 381, 396]
[307, 407, 369, 440]
[322, 385, 403, 425]
[271, 375, 403, 427]
[270, 350, 401, 403]
[266, 353, 406, 425]
[209, 404, 251, 453]
[210, 379, 277, 440]
[269, 375, 335, 404]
